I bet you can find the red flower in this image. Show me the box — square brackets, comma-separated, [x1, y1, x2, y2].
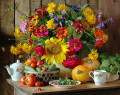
[66, 49, 76, 56]
[34, 45, 45, 56]
[63, 57, 80, 69]
[29, 37, 34, 45]
[95, 40, 103, 48]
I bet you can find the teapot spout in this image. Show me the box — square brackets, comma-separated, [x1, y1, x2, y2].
[5, 65, 13, 76]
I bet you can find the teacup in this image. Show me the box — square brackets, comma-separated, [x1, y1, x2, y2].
[89, 70, 107, 86]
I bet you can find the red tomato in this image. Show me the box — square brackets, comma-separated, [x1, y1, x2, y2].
[37, 60, 43, 66]
[31, 57, 37, 64]
[39, 65, 43, 68]
[35, 82, 40, 87]
[40, 81, 44, 86]
[27, 58, 32, 66]
[26, 75, 37, 86]
[31, 63, 36, 68]
[20, 76, 26, 85]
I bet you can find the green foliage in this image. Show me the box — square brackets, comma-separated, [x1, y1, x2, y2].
[99, 52, 120, 74]
[57, 78, 78, 85]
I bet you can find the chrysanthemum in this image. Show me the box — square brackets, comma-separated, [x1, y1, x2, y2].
[58, 4, 67, 12]
[41, 38, 69, 64]
[83, 7, 93, 17]
[22, 43, 34, 54]
[86, 14, 96, 25]
[47, 2, 57, 13]
[95, 39, 103, 48]
[69, 38, 82, 52]
[56, 27, 68, 39]
[102, 34, 108, 43]
[14, 28, 25, 38]
[91, 28, 96, 34]
[46, 19, 57, 29]
[88, 49, 99, 60]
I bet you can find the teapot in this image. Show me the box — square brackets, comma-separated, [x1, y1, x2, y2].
[5, 60, 24, 81]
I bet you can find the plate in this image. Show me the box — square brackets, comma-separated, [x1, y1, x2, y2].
[49, 80, 81, 89]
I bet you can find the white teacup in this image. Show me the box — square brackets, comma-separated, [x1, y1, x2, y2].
[89, 70, 107, 86]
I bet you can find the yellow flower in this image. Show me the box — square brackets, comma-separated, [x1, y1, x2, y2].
[83, 7, 93, 17]
[46, 19, 57, 29]
[41, 38, 69, 64]
[10, 46, 22, 55]
[88, 49, 99, 60]
[14, 28, 25, 38]
[102, 34, 108, 43]
[1, 47, 5, 52]
[23, 61, 27, 66]
[58, 4, 67, 12]
[91, 28, 96, 34]
[84, 21, 90, 29]
[86, 14, 96, 25]
[47, 2, 57, 13]
[18, 55, 23, 58]
[22, 43, 34, 54]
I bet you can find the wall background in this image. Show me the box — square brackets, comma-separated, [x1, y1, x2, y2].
[0, 0, 120, 95]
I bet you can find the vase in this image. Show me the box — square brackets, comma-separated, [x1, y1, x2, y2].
[53, 60, 72, 78]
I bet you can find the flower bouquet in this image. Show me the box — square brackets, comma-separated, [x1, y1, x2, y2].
[10, 2, 114, 78]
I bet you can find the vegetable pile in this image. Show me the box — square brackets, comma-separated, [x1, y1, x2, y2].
[99, 52, 120, 74]
[25, 57, 58, 72]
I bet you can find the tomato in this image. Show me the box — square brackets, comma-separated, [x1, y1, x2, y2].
[31, 63, 36, 68]
[37, 60, 43, 66]
[26, 75, 37, 86]
[31, 57, 37, 64]
[39, 81, 44, 86]
[39, 65, 43, 68]
[20, 76, 26, 85]
[27, 58, 32, 66]
[35, 82, 40, 87]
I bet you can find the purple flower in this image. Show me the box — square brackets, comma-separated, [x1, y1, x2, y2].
[110, 18, 114, 23]
[59, 22, 63, 27]
[69, 5, 81, 12]
[53, 16, 59, 20]
[55, 22, 59, 25]
[61, 15, 64, 20]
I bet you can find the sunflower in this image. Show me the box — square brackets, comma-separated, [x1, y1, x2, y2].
[41, 38, 69, 64]
[56, 27, 68, 39]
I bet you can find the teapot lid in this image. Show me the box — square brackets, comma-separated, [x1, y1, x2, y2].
[11, 60, 23, 67]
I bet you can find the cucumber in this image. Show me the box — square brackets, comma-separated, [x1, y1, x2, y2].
[25, 65, 37, 72]
[35, 67, 41, 72]
[48, 64, 57, 71]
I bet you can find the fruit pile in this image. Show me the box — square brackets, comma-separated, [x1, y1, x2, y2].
[20, 75, 44, 87]
[25, 57, 58, 72]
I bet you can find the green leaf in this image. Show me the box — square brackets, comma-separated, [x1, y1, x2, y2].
[81, 4, 89, 10]
[67, 26, 75, 35]
[102, 59, 110, 67]
[116, 53, 120, 61]
[73, 31, 82, 39]
[71, 9, 78, 20]
[77, 16, 83, 21]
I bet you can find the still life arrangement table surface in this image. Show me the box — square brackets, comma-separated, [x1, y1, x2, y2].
[7, 79, 120, 95]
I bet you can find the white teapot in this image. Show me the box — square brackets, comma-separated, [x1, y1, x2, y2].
[5, 60, 24, 81]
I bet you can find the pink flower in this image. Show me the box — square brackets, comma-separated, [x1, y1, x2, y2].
[63, 57, 80, 69]
[66, 49, 76, 56]
[20, 21, 27, 34]
[69, 38, 82, 52]
[37, 25, 49, 37]
[35, 45, 45, 56]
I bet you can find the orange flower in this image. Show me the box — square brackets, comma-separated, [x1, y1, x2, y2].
[95, 40, 103, 48]
[95, 29, 104, 38]
[56, 27, 68, 39]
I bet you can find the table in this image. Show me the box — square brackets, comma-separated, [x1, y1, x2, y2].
[7, 79, 120, 95]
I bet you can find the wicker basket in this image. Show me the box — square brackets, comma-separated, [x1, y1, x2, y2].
[24, 70, 59, 84]
[106, 72, 119, 82]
